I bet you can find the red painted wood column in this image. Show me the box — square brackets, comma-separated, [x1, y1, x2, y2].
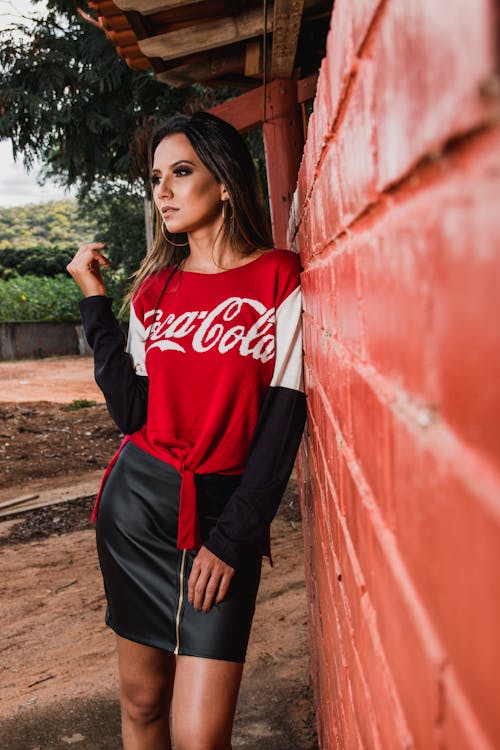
[262, 78, 304, 248]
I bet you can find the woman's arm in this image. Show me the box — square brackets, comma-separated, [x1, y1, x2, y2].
[67, 243, 148, 434]
[79, 296, 149, 434]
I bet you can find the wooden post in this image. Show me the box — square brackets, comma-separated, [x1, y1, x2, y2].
[262, 78, 304, 248]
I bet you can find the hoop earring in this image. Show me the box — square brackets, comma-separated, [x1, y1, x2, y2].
[161, 222, 189, 247]
[222, 200, 229, 222]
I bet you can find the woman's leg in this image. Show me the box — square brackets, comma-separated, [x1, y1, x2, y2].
[171, 655, 244, 750]
[117, 635, 176, 750]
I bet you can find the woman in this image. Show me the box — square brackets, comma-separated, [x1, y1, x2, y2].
[67, 111, 306, 750]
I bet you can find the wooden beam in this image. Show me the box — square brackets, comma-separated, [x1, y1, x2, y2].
[156, 50, 245, 87]
[270, 0, 304, 79]
[207, 78, 289, 132]
[114, 0, 206, 15]
[208, 85, 265, 132]
[207, 76, 305, 130]
[137, 4, 274, 61]
[296, 71, 318, 103]
[262, 79, 304, 247]
[244, 39, 261, 78]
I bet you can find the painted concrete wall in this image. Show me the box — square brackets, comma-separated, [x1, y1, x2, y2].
[0, 323, 91, 360]
[289, 1, 500, 748]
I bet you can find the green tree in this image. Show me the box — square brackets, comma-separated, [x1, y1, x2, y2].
[0, 1, 267, 315]
[78, 180, 147, 302]
[0, 0, 199, 193]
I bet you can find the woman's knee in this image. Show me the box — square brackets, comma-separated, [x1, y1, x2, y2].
[117, 636, 175, 726]
[121, 687, 167, 727]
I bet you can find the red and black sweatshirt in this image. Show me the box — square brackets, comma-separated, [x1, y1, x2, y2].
[79, 248, 306, 569]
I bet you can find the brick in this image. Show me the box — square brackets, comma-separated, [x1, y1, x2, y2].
[390, 416, 500, 746]
[316, 139, 343, 243]
[432, 143, 500, 466]
[312, 57, 333, 163]
[326, 337, 353, 443]
[287, 186, 300, 248]
[349, 367, 393, 525]
[339, 455, 373, 617]
[313, 458, 384, 749]
[342, 681, 365, 750]
[355, 219, 437, 403]
[350, 0, 380, 54]
[441, 667, 494, 750]
[314, 440, 342, 557]
[318, 412, 342, 506]
[315, 569, 346, 742]
[295, 156, 308, 217]
[333, 242, 364, 357]
[308, 182, 328, 257]
[336, 528, 368, 664]
[313, 329, 352, 444]
[334, 585, 383, 750]
[358, 597, 413, 750]
[301, 254, 336, 336]
[303, 109, 318, 197]
[326, 0, 354, 123]
[345, 641, 383, 749]
[337, 59, 377, 226]
[367, 511, 445, 749]
[373, 0, 494, 189]
[295, 202, 311, 261]
[317, 496, 342, 601]
[301, 265, 323, 329]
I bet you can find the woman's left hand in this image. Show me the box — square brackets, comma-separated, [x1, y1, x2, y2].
[188, 546, 235, 613]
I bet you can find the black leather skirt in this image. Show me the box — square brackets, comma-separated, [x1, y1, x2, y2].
[95, 441, 262, 663]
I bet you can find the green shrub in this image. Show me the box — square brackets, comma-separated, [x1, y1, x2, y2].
[63, 399, 98, 411]
[0, 275, 83, 322]
[0, 244, 75, 277]
[0, 273, 128, 323]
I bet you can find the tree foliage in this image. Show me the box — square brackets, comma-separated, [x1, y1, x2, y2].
[0, 199, 97, 279]
[0, 245, 75, 278]
[0, 0, 206, 194]
[77, 181, 146, 279]
[0, 1, 268, 318]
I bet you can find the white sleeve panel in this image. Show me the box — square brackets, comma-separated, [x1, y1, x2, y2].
[269, 286, 304, 392]
[126, 303, 148, 376]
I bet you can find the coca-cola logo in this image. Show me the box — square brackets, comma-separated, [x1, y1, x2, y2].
[144, 297, 276, 363]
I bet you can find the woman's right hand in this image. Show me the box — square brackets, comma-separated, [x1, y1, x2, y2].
[66, 242, 111, 297]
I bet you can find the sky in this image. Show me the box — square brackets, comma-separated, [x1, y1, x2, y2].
[0, 0, 77, 207]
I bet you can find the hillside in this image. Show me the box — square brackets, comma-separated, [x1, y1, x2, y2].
[0, 200, 96, 250]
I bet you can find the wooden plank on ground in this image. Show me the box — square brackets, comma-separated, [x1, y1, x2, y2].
[0, 494, 39, 511]
[0, 493, 96, 520]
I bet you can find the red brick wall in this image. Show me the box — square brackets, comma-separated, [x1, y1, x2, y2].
[289, 1, 500, 748]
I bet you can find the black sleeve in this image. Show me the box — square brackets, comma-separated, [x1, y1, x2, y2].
[203, 385, 306, 568]
[79, 295, 148, 434]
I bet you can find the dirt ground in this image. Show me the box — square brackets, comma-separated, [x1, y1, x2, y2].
[0, 357, 318, 750]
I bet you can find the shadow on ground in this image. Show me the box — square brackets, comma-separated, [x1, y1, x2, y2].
[0, 669, 318, 750]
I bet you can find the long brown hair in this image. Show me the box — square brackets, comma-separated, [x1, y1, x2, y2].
[124, 111, 273, 308]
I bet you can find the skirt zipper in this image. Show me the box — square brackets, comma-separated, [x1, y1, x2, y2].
[174, 549, 187, 655]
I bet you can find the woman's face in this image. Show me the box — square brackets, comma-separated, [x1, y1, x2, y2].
[151, 133, 227, 235]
